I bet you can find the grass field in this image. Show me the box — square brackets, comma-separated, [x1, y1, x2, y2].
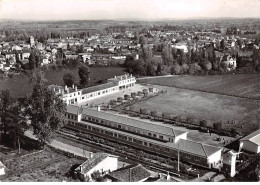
[138, 74, 260, 100]
[0, 66, 127, 98]
[131, 85, 259, 136]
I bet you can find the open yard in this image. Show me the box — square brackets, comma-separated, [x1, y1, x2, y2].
[0, 66, 127, 98]
[138, 74, 260, 100]
[130, 85, 260, 136]
[1, 148, 84, 182]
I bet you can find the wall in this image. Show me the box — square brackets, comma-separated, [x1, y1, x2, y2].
[174, 133, 187, 143]
[207, 149, 222, 167]
[86, 156, 118, 178]
[241, 140, 259, 153]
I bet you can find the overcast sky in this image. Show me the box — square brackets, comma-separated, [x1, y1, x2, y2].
[0, 0, 259, 20]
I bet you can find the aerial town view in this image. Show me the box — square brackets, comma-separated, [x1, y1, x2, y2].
[0, 0, 259, 183]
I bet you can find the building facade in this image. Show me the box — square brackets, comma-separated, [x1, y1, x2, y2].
[49, 74, 136, 105]
[65, 105, 223, 169]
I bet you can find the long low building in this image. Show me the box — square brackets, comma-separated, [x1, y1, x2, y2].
[65, 105, 223, 169]
[49, 74, 136, 105]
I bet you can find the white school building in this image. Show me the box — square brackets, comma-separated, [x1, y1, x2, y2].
[49, 74, 136, 105]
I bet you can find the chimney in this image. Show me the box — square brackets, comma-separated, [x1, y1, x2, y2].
[120, 76, 122, 80]
[89, 152, 93, 159]
[72, 84, 75, 89]
[65, 85, 67, 91]
[75, 86, 77, 91]
[79, 165, 82, 173]
[135, 54, 139, 60]
[97, 105, 101, 112]
[130, 74, 132, 78]
[115, 75, 116, 78]
[66, 88, 69, 94]
[61, 89, 64, 95]
[166, 172, 170, 180]
[58, 88, 61, 94]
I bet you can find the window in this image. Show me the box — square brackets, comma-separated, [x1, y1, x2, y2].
[159, 135, 163, 139]
[144, 142, 147, 146]
[128, 137, 133, 142]
[98, 92, 100, 95]
[78, 92, 80, 95]
[148, 133, 152, 136]
[114, 133, 118, 137]
[101, 120, 104, 124]
[153, 134, 157, 138]
[118, 125, 122, 129]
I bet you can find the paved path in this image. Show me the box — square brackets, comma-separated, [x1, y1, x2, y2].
[137, 75, 176, 80]
[24, 131, 128, 168]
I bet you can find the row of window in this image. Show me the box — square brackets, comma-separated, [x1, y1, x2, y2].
[68, 122, 203, 163]
[81, 87, 117, 100]
[65, 113, 77, 120]
[83, 116, 172, 141]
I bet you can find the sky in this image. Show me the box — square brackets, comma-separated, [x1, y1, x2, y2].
[0, 0, 259, 20]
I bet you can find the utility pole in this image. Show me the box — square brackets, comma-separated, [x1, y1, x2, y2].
[177, 143, 180, 172]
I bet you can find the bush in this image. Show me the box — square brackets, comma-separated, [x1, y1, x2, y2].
[148, 87, 154, 92]
[150, 110, 158, 117]
[140, 108, 149, 115]
[117, 97, 123, 103]
[124, 94, 130, 100]
[109, 99, 117, 106]
[200, 120, 208, 127]
[162, 112, 170, 120]
[131, 92, 137, 98]
[213, 122, 222, 130]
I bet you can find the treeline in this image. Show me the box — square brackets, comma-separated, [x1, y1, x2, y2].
[124, 36, 260, 76]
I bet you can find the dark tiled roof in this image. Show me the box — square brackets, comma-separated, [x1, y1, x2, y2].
[107, 164, 151, 182]
[177, 139, 221, 157]
[81, 82, 117, 95]
[82, 108, 186, 137]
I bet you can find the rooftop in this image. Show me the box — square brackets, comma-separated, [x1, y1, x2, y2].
[75, 153, 118, 174]
[240, 129, 260, 146]
[82, 107, 186, 137]
[78, 114, 221, 157]
[107, 164, 151, 182]
[81, 82, 117, 95]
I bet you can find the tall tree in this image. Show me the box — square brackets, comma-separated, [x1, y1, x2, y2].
[26, 70, 66, 147]
[63, 73, 75, 87]
[78, 64, 90, 87]
[162, 43, 173, 66]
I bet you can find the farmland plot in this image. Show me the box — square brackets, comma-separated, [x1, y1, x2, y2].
[138, 74, 260, 100]
[131, 85, 260, 136]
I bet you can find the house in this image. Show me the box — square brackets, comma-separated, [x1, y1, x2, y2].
[41, 58, 50, 66]
[171, 43, 188, 53]
[240, 129, 260, 153]
[105, 164, 151, 182]
[74, 152, 118, 181]
[0, 161, 6, 176]
[21, 52, 30, 60]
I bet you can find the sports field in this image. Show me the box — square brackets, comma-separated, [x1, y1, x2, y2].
[138, 74, 260, 100]
[131, 85, 260, 136]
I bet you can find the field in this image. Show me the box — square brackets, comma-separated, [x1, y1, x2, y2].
[138, 74, 260, 100]
[131, 85, 259, 136]
[1, 149, 84, 182]
[0, 66, 127, 98]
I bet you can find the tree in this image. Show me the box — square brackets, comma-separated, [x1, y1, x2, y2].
[150, 110, 158, 117]
[78, 64, 90, 87]
[117, 97, 123, 103]
[124, 94, 130, 100]
[131, 92, 137, 98]
[200, 120, 208, 127]
[139, 35, 148, 46]
[156, 63, 162, 76]
[140, 108, 149, 115]
[146, 63, 156, 76]
[26, 70, 66, 147]
[0, 90, 28, 153]
[63, 73, 75, 87]
[213, 122, 222, 130]
[162, 43, 173, 66]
